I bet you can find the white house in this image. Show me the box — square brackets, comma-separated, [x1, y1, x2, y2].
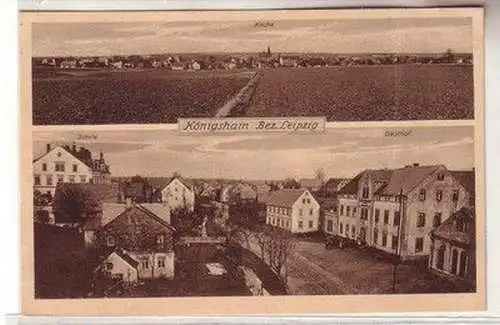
[160, 177, 195, 212]
[96, 250, 139, 283]
[265, 189, 320, 233]
[33, 144, 111, 197]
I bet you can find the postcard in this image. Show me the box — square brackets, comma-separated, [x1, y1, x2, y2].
[20, 8, 485, 316]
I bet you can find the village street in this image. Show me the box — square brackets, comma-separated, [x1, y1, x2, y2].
[242, 233, 467, 295]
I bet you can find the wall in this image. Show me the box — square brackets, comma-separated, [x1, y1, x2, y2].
[337, 197, 357, 238]
[429, 237, 474, 283]
[323, 210, 338, 235]
[290, 191, 320, 233]
[132, 252, 175, 280]
[161, 178, 195, 212]
[33, 146, 93, 196]
[403, 167, 469, 259]
[102, 252, 138, 283]
[371, 200, 400, 254]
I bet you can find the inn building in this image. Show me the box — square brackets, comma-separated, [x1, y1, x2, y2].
[337, 164, 474, 260]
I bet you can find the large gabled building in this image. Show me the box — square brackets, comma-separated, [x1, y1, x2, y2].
[33, 144, 111, 197]
[337, 164, 475, 260]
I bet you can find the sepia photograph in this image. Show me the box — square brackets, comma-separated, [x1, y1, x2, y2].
[29, 126, 479, 301]
[24, 9, 481, 125]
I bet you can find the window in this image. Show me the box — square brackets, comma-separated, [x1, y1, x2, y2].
[361, 208, 369, 220]
[419, 189, 426, 201]
[105, 262, 113, 271]
[299, 209, 303, 216]
[456, 219, 467, 232]
[69, 175, 75, 183]
[391, 235, 399, 250]
[417, 213, 426, 228]
[373, 229, 379, 244]
[309, 208, 313, 216]
[267, 206, 271, 213]
[393, 211, 400, 226]
[298, 221, 303, 229]
[34, 175, 41, 185]
[309, 221, 313, 228]
[46, 175, 53, 185]
[327, 220, 333, 232]
[286, 221, 290, 229]
[351, 226, 356, 237]
[57, 175, 64, 184]
[437, 172, 445, 181]
[106, 236, 115, 247]
[383, 210, 389, 224]
[80, 175, 87, 183]
[306, 199, 310, 204]
[346, 206, 351, 217]
[415, 237, 424, 252]
[345, 224, 349, 234]
[340, 205, 344, 216]
[382, 233, 387, 246]
[302, 198, 306, 204]
[54, 163, 65, 172]
[452, 190, 459, 202]
[72, 164, 78, 172]
[158, 257, 166, 268]
[436, 190, 443, 202]
[157, 234, 165, 248]
[141, 257, 149, 269]
[433, 213, 442, 227]
[374, 209, 380, 223]
[353, 207, 357, 216]
[42, 163, 47, 171]
[362, 187, 369, 199]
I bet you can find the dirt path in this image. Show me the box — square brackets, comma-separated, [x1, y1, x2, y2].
[215, 71, 262, 117]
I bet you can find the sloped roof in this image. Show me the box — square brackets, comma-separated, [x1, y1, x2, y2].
[450, 170, 475, 196]
[299, 178, 323, 189]
[114, 250, 139, 268]
[102, 203, 128, 226]
[162, 176, 194, 191]
[140, 203, 171, 224]
[68, 183, 121, 204]
[432, 207, 475, 246]
[267, 189, 307, 207]
[377, 165, 441, 196]
[338, 165, 441, 196]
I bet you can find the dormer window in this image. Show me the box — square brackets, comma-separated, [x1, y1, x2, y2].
[362, 187, 369, 199]
[106, 236, 115, 247]
[437, 173, 445, 181]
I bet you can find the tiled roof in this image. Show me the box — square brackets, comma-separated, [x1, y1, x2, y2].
[377, 165, 441, 196]
[431, 207, 475, 246]
[267, 189, 307, 208]
[102, 203, 128, 226]
[140, 203, 171, 224]
[338, 165, 441, 196]
[450, 170, 475, 196]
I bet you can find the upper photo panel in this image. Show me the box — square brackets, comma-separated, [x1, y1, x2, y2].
[25, 10, 482, 125]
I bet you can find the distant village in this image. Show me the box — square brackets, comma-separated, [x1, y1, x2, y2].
[32, 47, 473, 72]
[33, 143, 476, 298]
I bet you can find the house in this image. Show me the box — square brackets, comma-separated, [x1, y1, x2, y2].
[93, 199, 176, 280]
[318, 197, 338, 235]
[220, 182, 257, 205]
[265, 189, 320, 233]
[33, 144, 111, 197]
[159, 176, 195, 212]
[428, 207, 475, 286]
[337, 164, 475, 260]
[299, 178, 323, 193]
[192, 61, 201, 70]
[96, 250, 139, 283]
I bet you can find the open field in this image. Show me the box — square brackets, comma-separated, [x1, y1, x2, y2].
[32, 69, 252, 125]
[242, 65, 474, 121]
[32, 65, 474, 125]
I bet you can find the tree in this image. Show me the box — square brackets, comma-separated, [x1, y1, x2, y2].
[170, 206, 199, 236]
[444, 48, 456, 63]
[53, 184, 101, 226]
[282, 178, 300, 189]
[314, 168, 326, 182]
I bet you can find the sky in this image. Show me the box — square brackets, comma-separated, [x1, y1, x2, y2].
[32, 126, 475, 180]
[32, 17, 473, 57]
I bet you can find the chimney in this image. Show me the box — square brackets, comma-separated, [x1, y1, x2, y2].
[46, 144, 51, 153]
[100, 151, 104, 160]
[125, 197, 134, 208]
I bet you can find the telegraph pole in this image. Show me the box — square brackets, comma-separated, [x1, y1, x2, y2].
[392, 188, 404, 293]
